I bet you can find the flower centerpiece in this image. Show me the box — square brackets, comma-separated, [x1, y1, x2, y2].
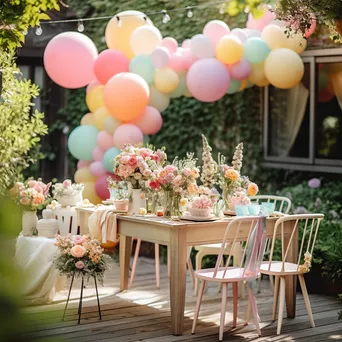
[53, 179, 84, 207]
[107, 179, 129, 211]
[53, 234, 111, 284]
[10, 178, 51, 236]
[189, 195, 213, 217]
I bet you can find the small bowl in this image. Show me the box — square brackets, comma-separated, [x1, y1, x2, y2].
[248, 204, 261, 215]
[261, 202, 275, 215]
[114, 200, 128, 211]
[234, 204, 250, 216]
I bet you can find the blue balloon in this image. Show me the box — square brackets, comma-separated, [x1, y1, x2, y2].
[68, 125, 98, 161]
[227, 79, 241, 94]
[103, 147, 121, 173]
[129, 55, 156, 85]
[244, 38, 270, 64]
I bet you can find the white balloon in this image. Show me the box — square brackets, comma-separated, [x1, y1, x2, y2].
[190, 34, 214, 59]
[131, 26, 163, 55]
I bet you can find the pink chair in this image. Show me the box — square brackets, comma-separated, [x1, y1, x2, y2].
[192, 216, 267, 341]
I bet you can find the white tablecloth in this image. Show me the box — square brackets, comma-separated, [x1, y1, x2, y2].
[15, 235, 65, 305]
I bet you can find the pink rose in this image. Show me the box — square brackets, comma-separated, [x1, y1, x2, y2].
[20, 197, 31, 205]
[140, 150, 150, 159]
[70, 245, 86, 258]
[165, 173, 175, 183]
[128, 156, 137, 167]
[121, 156, 130, 164]
[143, 169, 152, 177]
[34, 184, 43, 193]
[28, 180, 37, 188]
[165, 165, 176, 174]
[20, 190, 28, 197]
[63, 179, 72, 188]
[75, 261, 85, 269]
[182, 168, 191, 177]
[150, 154, 159, 162]
[73, 235, 85, 245]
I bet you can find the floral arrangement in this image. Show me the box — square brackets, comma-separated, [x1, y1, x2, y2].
[197, 185, 220, 205]
[9, 178, 51, 211]
[52, 179, 84, 198]
[191, 195, 213, 209]
[228, 190, 251, 207]
[107, 179, 129, 200]
[201, 135, 217, 189]
[113, 145, 167, 189]
[53, 234, 111, 283]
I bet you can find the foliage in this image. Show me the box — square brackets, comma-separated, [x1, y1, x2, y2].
[0, 51, 48, 195]
[0, 0, 61, 50]
[277, 180, 342, 284]
[58, 0, 262, 182]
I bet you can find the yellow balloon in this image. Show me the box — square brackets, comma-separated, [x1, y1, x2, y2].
[86, 85, 105, 113]
[154, 68, 179, 93]
[82, 181, 102, 205]
[148, 85, 170, 112]
[264, 48, 304, 89]
[216, 36, 243, 64]
[284, 32, 307, 54]
[249, 63, 270, 87]
[261, 25, 287, 50]
[105, 11, 153, 60]
[104, 116, 122, 134]
[80, 113, 96, 126]
[93, 107, 111, 131]
[74, 168, 97, 183]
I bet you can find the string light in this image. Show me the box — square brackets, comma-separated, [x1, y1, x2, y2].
[116, 16, 122, 27]
[219, 4, 225, 14]
[77, 19, 84, 32]
[35, 26, 42, 35]
[162, 10, 171, 24]
[187, 7, 194, 18]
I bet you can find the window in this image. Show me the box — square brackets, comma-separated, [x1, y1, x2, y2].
[264, 48, 342, 173]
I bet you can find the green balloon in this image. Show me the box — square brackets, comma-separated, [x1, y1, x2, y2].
[227, 79, 241, 94]
[170, 72, 187, 98]
[103, 147, 121, 173]
[129, 55, 156, 85]
[244, 38, 270, 64]
[68, 125, 98, 161]
[148, 85, 170, 112]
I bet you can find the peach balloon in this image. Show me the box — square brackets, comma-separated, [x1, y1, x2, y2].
[264, 48, 304, 89]
[261, 25, 287, 50]
[94, 49, 129, 84]
[113, 124, 143, 149]
[284, 32, 307, 54]
[80, 113, 96, 126]
[105, 10, 153, 60]
[104, 73, 149, 122]
[203, 20, 230, 47]
[154, 68, 179, 93]
[82, 181, 102, 204]
[86, 85, 105, 113]
[104, 116, 122, 134]
[97, 131, 114, 151]
[93, 107, 111, 130]
[43, 32, 98, 89]
[162, 37, 178, 53]
[249, 63, 269, 86]
[77, 160, 92, 169]
[129, 106, 163, 135]
[86, 80, 101, 93]
[74, 167, 97, 183]
[216, 35, 243, 64]
[92, 146, 104, 161]
[305, 14, 316, 38]
[130, 26, 162, 55]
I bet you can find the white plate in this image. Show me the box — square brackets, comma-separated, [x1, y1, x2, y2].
[180, 214, 219, 222]
[223, 210, 236, 216]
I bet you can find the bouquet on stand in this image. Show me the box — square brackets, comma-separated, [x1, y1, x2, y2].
[52, 179, 84, 207]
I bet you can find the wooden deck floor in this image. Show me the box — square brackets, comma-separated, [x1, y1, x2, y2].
[22, 257, 342, 342]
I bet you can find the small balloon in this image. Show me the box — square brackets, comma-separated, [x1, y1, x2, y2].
[228, 59, 251, 80]
[113, 124, 143, 149]
[167, 52, 186, 72]
[77, 160, 92, 169]
[86, 80, 101, 94]
[131, 26, 163, 55]
[230, 28, 248, 43]
[89, 161, 107, 177]
[104, 116, 122, 134]
[95, 174, 113, 200]
[80, 113, 96, 126]
[97, 131, 114, 151]
[154, 68, 179, 93]
[148, 85, 170, 112]
[129, 106, 163, 135]
[261, 25, 287, 50]
[182, 39, 191, 49]
[190, 34, 215, 59]
[162, 37, 178, 53]
[203, 20, 230, 47]
[74, 167, 97, 183]
[82, 181, 102, 204]
[170, 72, 188, 98]
[151, 46, 170, 68]
[244, 38, 270, 64]
[227, 78, 241, 94]
[129, 55, 156, 84]
[216, 36, 243, 64]
[86, 85, 105, 113]
[103, 147, 121, 172]
[92, 146, 104, 162]
[93, 107, 111, 131]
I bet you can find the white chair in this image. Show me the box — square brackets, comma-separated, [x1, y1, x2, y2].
[192, 216, 267, 341]
[55, 208, 79, 236]
[260, 214, 324, 335]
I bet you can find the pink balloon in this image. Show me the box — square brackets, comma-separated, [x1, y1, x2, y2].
[151, 46, 170, 68]
[44, 32, 98, 89]
[181, 48, 198, 70]
[190, 34, 214, 59]
[113, 124, 143, 149]
[86, 80, 101, 93]
[129, 106, 163, 135]
[95, 173, 114, 200]
[89, 161, 107, 177]
[162, 37, 178, 53]
[92, 146, 104, 161]
[182, 39, 191, 49]
[167, 52, 186, 72]
[305, 14, 316, 38]
[187, 58, 230, 102]
[203, 20, 230, 46]
[97, 131, 114, 151]
[94, 49, 129, 85]
[227, 60, 251, 80]
[77, 160, 92, 169]
[230, 28, 248, 43]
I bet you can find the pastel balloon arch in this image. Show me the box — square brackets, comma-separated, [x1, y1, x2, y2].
[43, 8, 313, 203]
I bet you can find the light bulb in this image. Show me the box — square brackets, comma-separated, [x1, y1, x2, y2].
[219, 5, 225, 14]
[77, 20, 84, 32]
[187, 7, 193, 18]
[162, 10, 170, 24]
[35, 26, 42, 35]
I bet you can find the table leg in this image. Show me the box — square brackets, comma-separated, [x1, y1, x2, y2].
[120, 234, 132, 291]
[284, 221, 298, 318]
[169, 227, 187, 335]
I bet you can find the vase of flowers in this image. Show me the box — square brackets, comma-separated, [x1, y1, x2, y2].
[53, 179, 84, 207]
[107, 179, 129, 211]
[188, 195, 213, 217]
[10, 178, 51, 236]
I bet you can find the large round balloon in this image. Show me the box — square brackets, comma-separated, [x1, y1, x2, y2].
[103, 147, 121, 172]
[261, 25, 287, 50]
[113, 124, 143, 149]
[130, 26, 162, 55]
[105, 10, 153, 60]
[129, 55, 156, 84]
[93, 107, 111, 131]
[94, 49, 129, 84]
[86, 85, 105, 113]
[104, 73, 149, 122]
[44, 32, 98, 89]
[216, 36, 243, 64]
[203, 20, 230, 47]
[97, 131, 114, 151]
[80, 113, 95, 126]
[129, 106, 163, 135]
[187, 58, 230, 102]
[74, 167, 97, 183]
[264, 48, 304, 89]
[89, 161, 107, 177]
[104, 116, 122, 134]
[148, 85, 170, 112]
[154, 68, 179, 93]
[82, 181, 102, 204]
[244, 38, 270, 64]
[68, 125, 99, 161]
[190, 34, 215, 59]
[95, 174, 112, 200]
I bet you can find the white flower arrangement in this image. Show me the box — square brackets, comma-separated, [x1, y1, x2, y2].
[53, 179, 84, 198]
[201, 135, 217, 189]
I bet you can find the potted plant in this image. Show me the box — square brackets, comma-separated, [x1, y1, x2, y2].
[52, 179, 84, 207]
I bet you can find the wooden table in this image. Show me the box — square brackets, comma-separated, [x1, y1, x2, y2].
[118, 215, 298, 336]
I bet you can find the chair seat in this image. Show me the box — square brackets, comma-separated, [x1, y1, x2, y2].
[260, 261, 308, 276]
[195, 266, 260, 283]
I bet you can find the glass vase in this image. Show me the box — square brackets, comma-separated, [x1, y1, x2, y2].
[162, 191, 181, 217]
